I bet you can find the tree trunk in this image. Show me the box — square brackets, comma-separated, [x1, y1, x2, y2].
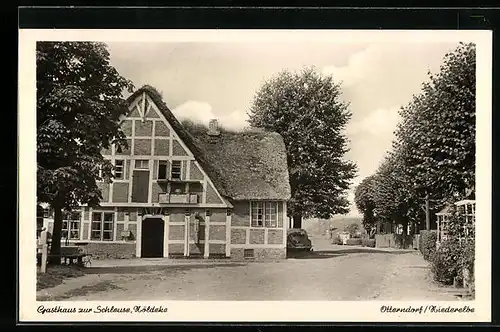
[425, 192, 430, 230]
[292, 215, 302, 229]
[49, 203, 63, 265]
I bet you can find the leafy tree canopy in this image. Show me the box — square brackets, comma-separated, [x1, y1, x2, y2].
[37, 41, 133, 258]
[248, 67, 357, 227]
[395, 42, 476, 203]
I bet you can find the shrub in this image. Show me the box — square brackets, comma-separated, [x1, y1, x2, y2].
[460, 238, 475, 294]
[361, 238, 376, 247]
[331, 234, 343, 245]
[344, 223, 360, 238]
[419, 230, 437, 261]
[345, 238, 362, 246]
[430, 239, 462, 285]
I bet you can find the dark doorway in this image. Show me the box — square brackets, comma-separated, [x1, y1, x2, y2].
[141, 217, 164, 258]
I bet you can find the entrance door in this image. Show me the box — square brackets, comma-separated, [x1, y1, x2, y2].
[141, 217, 164, 258]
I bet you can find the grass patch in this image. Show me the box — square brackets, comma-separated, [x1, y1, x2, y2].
[52, 281, 125, 300]
[37, 281, 125, 301]
[37, 265, 86, 291]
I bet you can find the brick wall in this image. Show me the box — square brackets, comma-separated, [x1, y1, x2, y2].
[155, 121, 170, 136]
[206, 182, 222, 204]
[267, 229, 284, 244]
[249, 229, 265, 244]
[86, 242, 136, 260]
[230, 229, 246, 244]
[134, 139, 152, 155]
[209, 243, 225, 255]
[209, 225, 226, 241]
[172, 140, 188, 156]
[230, 248, 286, 261]
[154, 140, 169, 156]
[190, 162, 204, 180]
[169, 225, 185, 240]
[135, 120, 153, 136]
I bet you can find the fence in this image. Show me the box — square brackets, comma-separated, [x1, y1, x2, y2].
[375, 234, 417, 249]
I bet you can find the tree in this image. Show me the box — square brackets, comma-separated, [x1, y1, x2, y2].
[371, 151, 414, 234]
[248, 67, 357, 228]
[354, 175, 378, 233]
[37, 42, 133, 262]
[344, 223, 360, 238]
[395, 42, 476, 205]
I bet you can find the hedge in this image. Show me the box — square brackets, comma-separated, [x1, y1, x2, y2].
[361, 238, 376, 247]
[419, 230, 437, 261]
[345, 238, 362, 246]
[430, 239, 462, 285]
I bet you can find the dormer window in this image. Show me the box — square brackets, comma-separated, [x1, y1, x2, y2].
[171, 160, 182, 180]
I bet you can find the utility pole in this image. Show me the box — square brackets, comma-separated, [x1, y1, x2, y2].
[425, 190, 430, 230]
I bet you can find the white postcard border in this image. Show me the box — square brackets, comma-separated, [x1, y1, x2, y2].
[18, 29, 492, 323]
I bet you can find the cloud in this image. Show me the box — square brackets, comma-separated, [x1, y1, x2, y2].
[347, 106, 401, 137]
[172, 100, 250, 131]
[171, 101, 214, 123]
[323, 45, 380, 87]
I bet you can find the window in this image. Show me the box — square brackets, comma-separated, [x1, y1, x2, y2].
[135, 159, 149, 169]
[244, 249, 254, 258]
[62, 211, 81, 240]
[158, 160, 168, 180]
[251, 201, 279, 227]
[171, 160, 182, 179]
[114, 160, 124, 179]
[91, 212, 114, 241]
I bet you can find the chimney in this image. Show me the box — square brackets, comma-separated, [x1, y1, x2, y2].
[208, 119, 220, 136]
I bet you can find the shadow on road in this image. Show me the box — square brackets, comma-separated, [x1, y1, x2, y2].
[288, 247, 417, 259]
[287, 251, 347, 259]
[84, 263, 246, 275]
[324, 247, 417, 255]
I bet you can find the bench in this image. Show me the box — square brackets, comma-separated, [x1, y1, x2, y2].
[37, 246, 92, 267]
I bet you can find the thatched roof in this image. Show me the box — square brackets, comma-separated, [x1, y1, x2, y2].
[126, 85, 291, 201]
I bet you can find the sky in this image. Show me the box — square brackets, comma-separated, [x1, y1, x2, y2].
[107, 41, 460, 217]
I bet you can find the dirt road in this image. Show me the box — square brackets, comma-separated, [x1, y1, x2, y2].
[37, 240, 461, 301]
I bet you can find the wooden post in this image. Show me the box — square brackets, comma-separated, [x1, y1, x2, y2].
[204, 212, 210, 258]
[425, 191, 430, 230]
[39, 229, 48, 273]
[41, 244, 48, 273]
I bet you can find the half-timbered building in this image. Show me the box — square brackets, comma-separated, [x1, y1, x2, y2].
[41, 85, 291, 260]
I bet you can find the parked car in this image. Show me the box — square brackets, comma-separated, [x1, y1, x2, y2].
[287, 228, 313, 252]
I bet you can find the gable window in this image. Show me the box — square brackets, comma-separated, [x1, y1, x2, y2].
[62, 211, 81, 240]
[135, 159, 149, 170]
[251, 201, 279, 228]
[171, 160, 182, 180]
[158, 160, 168, 180]
[114, 160, 124, 179]
[91, 212, 114, 241]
